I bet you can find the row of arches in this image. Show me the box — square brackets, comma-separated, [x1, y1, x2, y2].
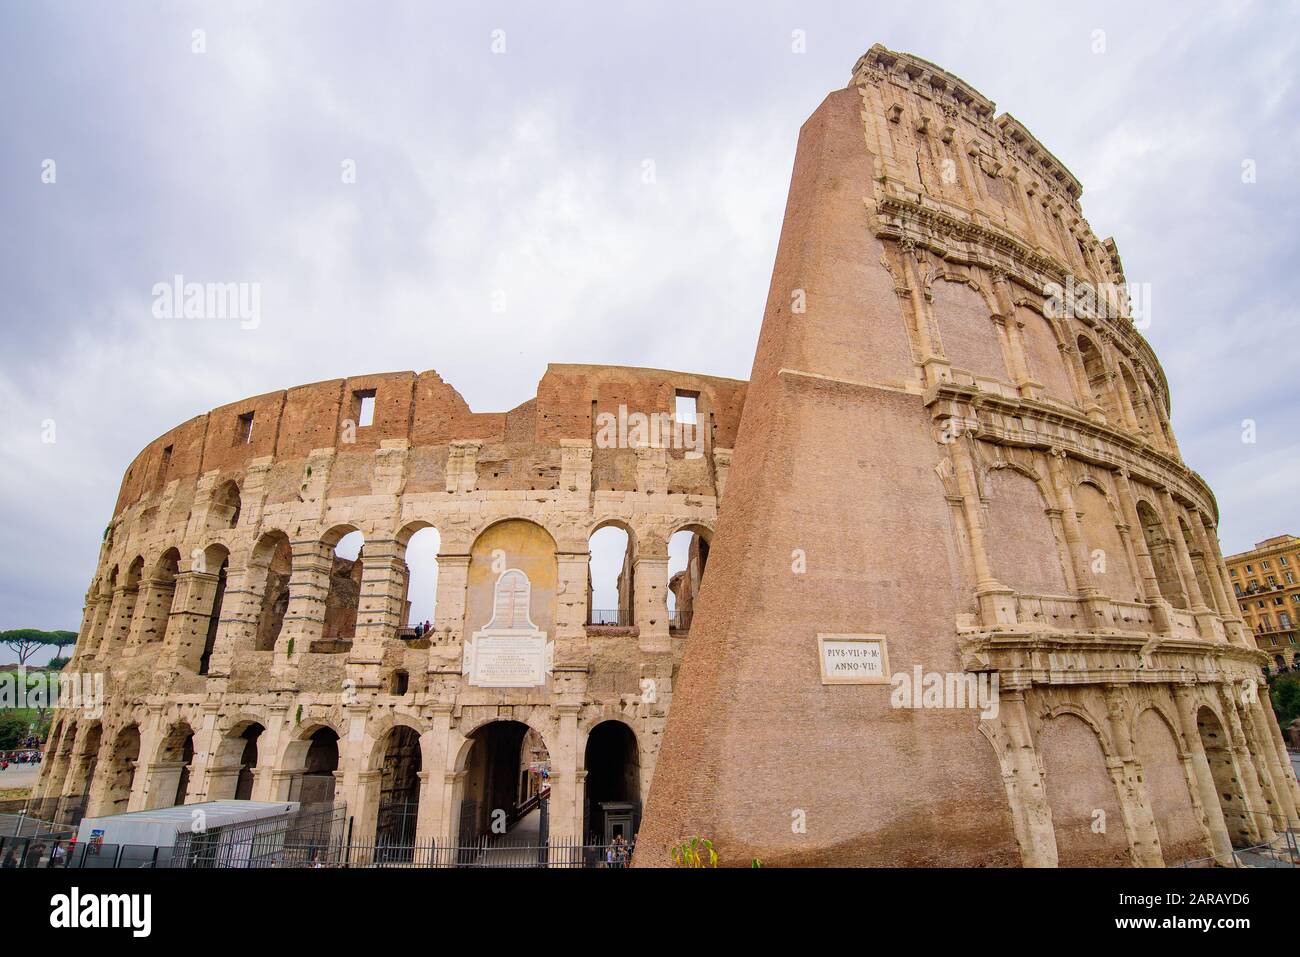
[923, 273, 1174, 450]
[41, 713, 645, 850]
[976, 453, 1229, 623]
[79, 512, 717, 669]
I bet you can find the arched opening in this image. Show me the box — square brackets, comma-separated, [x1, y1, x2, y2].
[198, 544, 230, 674]
[233, 724, 264, 800]
[153, 723, 196, 808]
[457, 721, 549, 845]
[1178, 517, 1216, 611]
[982, 469, 1068, 596]
[1077, 335, 1119, 421]
[290, 727, 339, 807]
[1133, 708, 1206, 864]
[64, 724, 101, 823]
[1196, 707, 1251, 848]
[398, 524, 440, 637]
[89, 566, 118, 655]
[322, 529, 364, 642]
[1137, 501, 1186, 609]
[1016, 306, 1075, 404]
[1119, 366, 1153, 438]
[100, 725, 141, 816]
[252, 531, 292, 651]
[667, 525, 711, 632]
[1074, 482, 1139, 601]
[1038, 713, 1129, 865]
[375, 726, 422, 851]
[588, 524, 634, 626]
[208, 480, 242, 530]
[144, 549, 180, 648]
[583, 721, 641, 847]
[40, 721, 78, 811]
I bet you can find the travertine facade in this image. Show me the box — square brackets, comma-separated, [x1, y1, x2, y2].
[36, 363, 742, 848]
[637, 45, 1299, 866]
[37, 44, 1299, 867]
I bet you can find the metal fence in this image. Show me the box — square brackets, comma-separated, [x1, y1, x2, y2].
[1, 834, 169, 869]
[588, 609, 632, 626]
[1175, 829, 1299, 868]
[219, 837, 634, 869]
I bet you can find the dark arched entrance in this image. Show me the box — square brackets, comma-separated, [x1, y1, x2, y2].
[292, 728, 339, 806]
[583, 721, 641, 846]
[458, 721, 549, 845]
[375, 726, 422, 851]
[1196, 707, 1251, 848]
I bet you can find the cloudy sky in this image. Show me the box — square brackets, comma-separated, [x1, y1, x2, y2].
[2, 1, 1297, 657]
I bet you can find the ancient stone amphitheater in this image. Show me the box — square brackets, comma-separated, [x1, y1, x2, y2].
[37, 44, 1299, 867]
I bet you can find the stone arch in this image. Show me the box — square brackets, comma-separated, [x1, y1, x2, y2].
[1037, 710, 1130, 865]
[466, 519, 558, 638]
[139, 547, 181, 650]
[369, 722, 424, 849]
[64, 721, 102, 811]
[151, 720, 197, 808]
[1136, 499, 1186, 608]
[97, 723, 142, 817]
[581, 719, 642, 845]
[1177, 515, 1216, 611]
[207, 715, 268, 801]
[249, 529, 292, 652]
[191, 543, 231, 674]
[321, 524, 365, 642]
[981, 464, 1069, 595]
[589, 520, 636, 626]
[1074, 479, 1139, 601]
[1076, 334, 1119, 421]
[281, 723, 342, 807]
[207, 479, 242, 530]
[1195, 705, 1252, 848]
[666, 522, 713, 630]
[452, 718, 552, 844]
[1117, 363, 1153, 438]
[929, 275, 1009, 382]
[1131, 704, 1206, 864]
[395, 520, 441, 634]
[1014, 303, 1076, 404]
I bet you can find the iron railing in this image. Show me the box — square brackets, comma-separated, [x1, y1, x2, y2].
[587, 609, 632, 626]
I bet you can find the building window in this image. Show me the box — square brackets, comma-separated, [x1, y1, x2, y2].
[355, 390, 376, 428]
[1229, 567, 1238, 577]
[1275, 597, 1284, 606]
[1246, 564, 1254, 572]
[1266, 575, 1277, 586]
[1281, 555, 1290, 566]
[674, 391, 698, 425]
[1233, 583, 1243, 596]
[1262, 559, 1271, 569]
[237, 412, 254, 445]
[1287, 571, 1295, 584]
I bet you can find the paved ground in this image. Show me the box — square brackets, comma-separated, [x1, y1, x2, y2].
[0, 764, 41, 792]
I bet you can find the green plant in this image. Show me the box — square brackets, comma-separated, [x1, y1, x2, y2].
[295, 704, 303, 725]
[670, 837, 717, 868]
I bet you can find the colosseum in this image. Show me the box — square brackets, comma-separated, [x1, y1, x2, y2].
[36, 44, 1300, 867]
